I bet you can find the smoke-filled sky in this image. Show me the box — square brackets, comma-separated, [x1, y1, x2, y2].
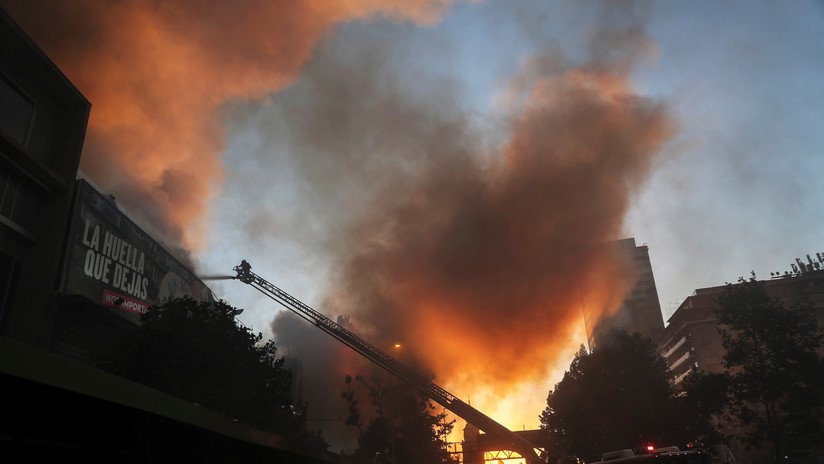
[6, 0, 824, 452]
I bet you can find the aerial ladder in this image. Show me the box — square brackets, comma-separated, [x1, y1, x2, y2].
[232, 261, 540, 464]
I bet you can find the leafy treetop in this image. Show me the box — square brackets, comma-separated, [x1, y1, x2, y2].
[540, 329, 699, 463]
[713, 278, 824, 460]
[342, 372, 456, 464]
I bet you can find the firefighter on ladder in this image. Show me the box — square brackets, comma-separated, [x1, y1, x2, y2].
[235, 260, 253, 283]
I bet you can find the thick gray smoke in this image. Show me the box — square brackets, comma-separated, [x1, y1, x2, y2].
[1, 0, 454, 254]
[256, 1, 672, 447]
[5, 0, 671, 449]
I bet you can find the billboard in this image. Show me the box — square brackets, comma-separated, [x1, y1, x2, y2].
[61, 179, 212, 323]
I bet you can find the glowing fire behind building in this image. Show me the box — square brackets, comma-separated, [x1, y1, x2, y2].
[4, 0, 674, 448]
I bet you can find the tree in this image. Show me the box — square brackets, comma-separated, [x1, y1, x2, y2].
[713, 278, 824, 461]
[678, 371, 730, 449]
[106, 296, 326, 449]
[342, 373, 456, 464]
[540, 329, 696, 463]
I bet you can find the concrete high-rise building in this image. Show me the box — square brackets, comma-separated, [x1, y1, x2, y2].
[585, 238, 665, 348]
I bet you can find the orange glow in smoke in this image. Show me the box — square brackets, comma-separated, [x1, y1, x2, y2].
[330, 50, 671, 437]
[7, 1, 674, 447]
[406, 269, 634, 433]
[3, 0, 457, 250]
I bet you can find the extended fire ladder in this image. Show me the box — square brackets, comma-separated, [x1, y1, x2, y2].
[233, 261, 540, 463]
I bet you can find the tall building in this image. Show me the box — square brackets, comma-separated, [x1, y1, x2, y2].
[0, 8, 90, 348]
[585, 238, 665, 348]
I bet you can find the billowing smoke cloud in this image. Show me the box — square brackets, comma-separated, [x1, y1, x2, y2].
[256, 1, 673, 443]
[5, 0, 673, 446]
[1, 0, 455, 255]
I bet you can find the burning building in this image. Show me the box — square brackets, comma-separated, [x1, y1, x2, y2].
[53, 177, 215, 362]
